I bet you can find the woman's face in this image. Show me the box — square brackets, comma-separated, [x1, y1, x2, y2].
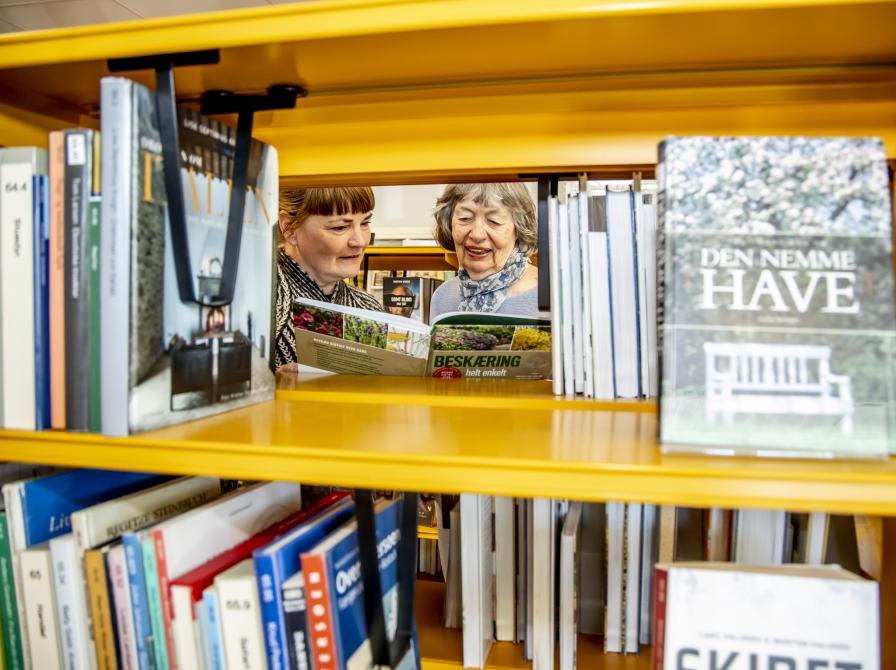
[451, 196, 518, 280]
[286, 211, 372, 289]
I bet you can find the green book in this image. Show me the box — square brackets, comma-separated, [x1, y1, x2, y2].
[0, 514, 22, 670]
[142, 536, 169, 670]
[86, 135, 102, 433]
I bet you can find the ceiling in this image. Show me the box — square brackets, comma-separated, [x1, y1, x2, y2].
[0, 0, 303, 31]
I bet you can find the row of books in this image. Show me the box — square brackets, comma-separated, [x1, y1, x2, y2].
[0, 466, 419, 670]
[547, 180, 658, 399]
[447, 495, 880, 669]
[0, 74, 279, 436]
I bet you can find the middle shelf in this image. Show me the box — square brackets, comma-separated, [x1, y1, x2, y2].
[0, 376, 895, 515]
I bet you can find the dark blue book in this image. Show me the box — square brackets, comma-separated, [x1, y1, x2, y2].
[253, 497, 355, 670]
[32, 175, 50, 429]
[300, 498, 420, 670]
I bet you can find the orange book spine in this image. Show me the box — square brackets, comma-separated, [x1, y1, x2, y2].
[48, 130, 66, 429]
[85, 548, 118, 670]
[302, 553, 339, 670]
[152, 531, 179, 670]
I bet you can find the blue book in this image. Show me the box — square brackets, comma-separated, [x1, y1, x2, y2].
[32, 174, 50, 430]
[300, 498, 420, 670]
[7, 468, 166, 547]
[202, 587, 225, 670]
[122, 532, 153, 670]
[253, 497, 355, 670]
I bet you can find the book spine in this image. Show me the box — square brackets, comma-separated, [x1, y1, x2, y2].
[121, 536, 150, 670]
[253, 553, 286, 670]
[49, 534, 91, 670]
[63, 130, 91, 431]
[151, 533, 178, 670]
[216, 571, 265, 670]
[108, 547, 137, 670]
[300, 555, 338, 670]
[652, 566, 668, 670]
[201, 591, 224, 670]
[0, 155, 37, 429]
[32, 175, 51, 430]
[169, 587, 200, 670]
[86, 131, 102, 434]
[20, 547, 62, 669]
[0, 512, 24, 670]
[281, 579, 311, 670]
[140, 538, 168, 670]
[99, 77, 132, 437]
[84, 549, 117, 670]
[4, 483, 34, 670]
[48, 131, 66, 430]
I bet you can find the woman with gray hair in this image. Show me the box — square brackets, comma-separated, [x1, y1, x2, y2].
[429, 182, 539, 319]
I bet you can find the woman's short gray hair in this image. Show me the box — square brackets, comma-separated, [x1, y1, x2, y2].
[433, 183, 537, 256]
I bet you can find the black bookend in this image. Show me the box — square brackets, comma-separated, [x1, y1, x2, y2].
[107, 50, 304, 307]
[354, 489, 419, 668]
[536, 175, 559, 311]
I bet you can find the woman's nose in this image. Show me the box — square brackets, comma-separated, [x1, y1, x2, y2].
[348, 226, 366, 247]
[468, 218, 487, 240]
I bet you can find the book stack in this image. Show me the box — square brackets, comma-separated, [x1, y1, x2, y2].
[0, 74, 279, 437]
[547, 180, 659, 399]
[0, 467, 421, 670]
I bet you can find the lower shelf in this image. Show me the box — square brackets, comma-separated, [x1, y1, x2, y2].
[415, 580, 650, 669]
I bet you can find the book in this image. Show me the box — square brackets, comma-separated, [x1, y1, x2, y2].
[48, 131, 66, 431]
[280, 571, 309, 670]
[166, 492, 351, 670]
[32, 174, 50, 430]
[531, 498, 556, 670]
[658, 136, 896, 457]
[84, 544, 117, 670]
[301, 497, 420, 670]
[99, 76, 278, 436]
[493, 496, 514, 642]
[20, 543, 62, 669]
[214, 560, 264, 670]
[559, 502, 582, 670]
[382, 276, 443, 324]
[0, 147, 48, 430]
[459, 494, 493, 669]
[293, 298, 551, 379]
[652, 562, 879, 670]
[252, 496, 355, 670]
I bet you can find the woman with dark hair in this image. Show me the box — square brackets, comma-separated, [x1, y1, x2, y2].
[274, 186, 385, 369]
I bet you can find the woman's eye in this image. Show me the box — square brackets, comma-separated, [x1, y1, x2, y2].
[488, 219, 501, 226]
[331, 225, 349, 232]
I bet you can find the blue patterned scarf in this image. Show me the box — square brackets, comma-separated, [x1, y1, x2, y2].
[457, 248, 530, 312]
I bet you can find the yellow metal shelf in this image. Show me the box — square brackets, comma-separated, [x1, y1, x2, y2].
[0, 378, 895, 515]
[0, 0, 895, 172]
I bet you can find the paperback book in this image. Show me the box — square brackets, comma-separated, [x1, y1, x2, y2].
[292, 298, 551, 379]
[100, 77, 278, 436]
[658, 136, 896, 457]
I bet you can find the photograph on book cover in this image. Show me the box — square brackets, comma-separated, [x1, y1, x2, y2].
[127, 100, 277, 432]
[659, 136, 896, 458]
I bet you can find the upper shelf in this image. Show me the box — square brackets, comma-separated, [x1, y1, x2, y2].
[0, 1, 896, 178]
[1, 375, 895, 516]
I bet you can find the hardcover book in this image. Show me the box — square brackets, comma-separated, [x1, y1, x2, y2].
[292, 298, 551, 380]
[652, 562, 879, 670]
[100, 77, 278, 436]
[382, 276, 442, 324]
[658, 136, 896, 457]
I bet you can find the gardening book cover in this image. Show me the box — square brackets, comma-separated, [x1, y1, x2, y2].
[658, 136, 896, 458]
[100, 77, 278, 436]
[291, 298, 551, 379]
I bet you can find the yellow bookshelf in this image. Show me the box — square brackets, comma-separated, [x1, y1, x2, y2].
[0, 1, 894, 667]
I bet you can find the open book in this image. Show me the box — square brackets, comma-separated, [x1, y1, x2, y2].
[292, 298, 552, 379]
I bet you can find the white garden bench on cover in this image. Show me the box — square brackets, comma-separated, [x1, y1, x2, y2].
[704, 342, 854, 434]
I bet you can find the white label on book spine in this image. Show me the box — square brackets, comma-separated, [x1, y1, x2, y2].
[65, 134, 86, 166]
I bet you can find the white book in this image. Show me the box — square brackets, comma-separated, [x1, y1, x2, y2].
[638, 504, 657, 646]
[49, 534, 91, 670]
[531, 498, 556, 670]
[604, 501, 624, 653]
[152, 481, 300, 670]
[21, 542, 63, 670]
[548, 196, 564, 396]
[99, 77, 133, 437]
[567, 196, 585, 394]
[640, 193, 658, 397]
[460, 493, 494, 669]
[734, 509, 788, 565]
[805, 511, 830, 565]
[606, 187, 640, 398]
[107, 543, 139, 670]
[654, 563, 879, 670]
[577, 193, 594, 398]
[623, 503, 642, 654]
[494, 496, 514, 642]
[442, 501, 461, 629]
[559, 502, 582, 670]
[215, 559, 266, 670]
[558, 203, 575, 395]
[0, 147, 47, 430]
[587, 195, 615, 399]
